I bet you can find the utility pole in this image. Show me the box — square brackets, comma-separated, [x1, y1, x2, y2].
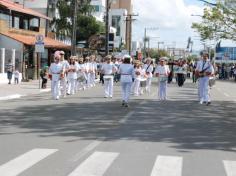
[105, 0, 110, 56]
[124, 14, 138, 55]
[71, 0, 78, 55]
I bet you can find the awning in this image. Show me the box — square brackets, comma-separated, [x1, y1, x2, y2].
[0, 0, 52, 20]
[0, 32, 70, 49]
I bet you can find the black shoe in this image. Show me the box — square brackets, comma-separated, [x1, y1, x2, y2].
[124, 103, 129, 107]
[122, 101, 125, 106]
[206, 102, 211, 106]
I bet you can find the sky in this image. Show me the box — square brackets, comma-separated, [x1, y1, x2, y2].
[132, 0, 207, 51]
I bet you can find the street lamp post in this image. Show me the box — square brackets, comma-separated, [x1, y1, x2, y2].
[143, 27, 158, 57]
[71, 0, 78, 55]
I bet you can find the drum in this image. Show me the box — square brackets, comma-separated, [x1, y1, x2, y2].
[77, 75, 86, 82]
[209, 77, 216, 87]
[137, 78, 147, 87]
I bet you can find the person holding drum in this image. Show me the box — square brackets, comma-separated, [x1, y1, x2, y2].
[118, 55, 135, 107]
[155, 57, 170, 100]
[101, 55, 117, 98]
[49, 51, 63, 100]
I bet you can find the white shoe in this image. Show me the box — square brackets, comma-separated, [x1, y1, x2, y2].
[199, 101, 203, 104]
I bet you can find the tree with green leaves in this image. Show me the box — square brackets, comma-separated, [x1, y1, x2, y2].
[192, 0, 236, 41]
[51, 0, 104, 45]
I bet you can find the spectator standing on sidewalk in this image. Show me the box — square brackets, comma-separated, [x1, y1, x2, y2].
[6, 59, 13, 84]
[40, 66, 48, 89]
[13, 69, 20, 84]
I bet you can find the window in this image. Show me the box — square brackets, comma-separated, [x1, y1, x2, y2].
[29, 18, 39, 31]
[93, 5, 100, 12]
[112, 15, 121, 36]
[13, 16, 20, 29]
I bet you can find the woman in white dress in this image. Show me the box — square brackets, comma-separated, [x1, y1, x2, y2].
[118, 56, 134, 107]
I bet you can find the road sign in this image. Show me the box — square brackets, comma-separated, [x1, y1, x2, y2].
[35, 35, 45, 53]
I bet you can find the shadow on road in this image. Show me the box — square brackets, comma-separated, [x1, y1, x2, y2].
[0, 92, 236, 152]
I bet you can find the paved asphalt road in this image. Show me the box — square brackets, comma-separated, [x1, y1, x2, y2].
[0, 79, 236, 176]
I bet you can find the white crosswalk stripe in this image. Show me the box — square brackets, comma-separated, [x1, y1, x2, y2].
[0, 149, 235, 176]
[223, 160, 236, 176]
[68, 151, 119, 176]
[0, 148, 58, 176]
[150, 155, 183, 176]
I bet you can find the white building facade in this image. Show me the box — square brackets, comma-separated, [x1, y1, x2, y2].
[90, 0, 106, 22]
[109, 9, 127, 49]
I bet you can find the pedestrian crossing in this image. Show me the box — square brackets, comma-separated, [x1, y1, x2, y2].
[0, 148, 235, 176]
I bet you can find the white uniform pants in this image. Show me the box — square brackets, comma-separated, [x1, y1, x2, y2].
[146, 77, 152, 93]
[90, 72, 96, 86]
[158, 81, 167, 100]
[51, 80, 60, 99]
[133, 79, 140, 96]
[199, 77, 210, 102]
[104, 77, 113, 97]
[121, 82, 132, 103]
[67, 78, 76, 94]
[60, 78, 67, 97]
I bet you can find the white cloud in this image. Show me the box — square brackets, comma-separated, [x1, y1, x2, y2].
[132, 0, 204, 49]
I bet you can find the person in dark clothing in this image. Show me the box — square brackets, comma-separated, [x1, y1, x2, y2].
[40, 66, 48, 89]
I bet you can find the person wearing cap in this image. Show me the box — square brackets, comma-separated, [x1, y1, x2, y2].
[76, 57, 86, 91]
[195, 52, 214, 105]
[89, 55, 98, 87]
[67, 56, 78, 95]
[101, 55, 117, 98]
[49, 51, 63, 100]
[155, 58, 170, 100]
[59, 51, 69, 97]
[143, 58, 154, 93]
[118, 55, 135, 107]
[133, 61, 145, 96]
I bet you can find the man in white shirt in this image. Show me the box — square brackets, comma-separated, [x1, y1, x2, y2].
[155, 58, 170, 100]
[195, 53, 214, 105]
[101, 55, 117, 98]
[59, 51, 69, 97]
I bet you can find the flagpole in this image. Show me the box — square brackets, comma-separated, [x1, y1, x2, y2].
[23, 0, 25, 8]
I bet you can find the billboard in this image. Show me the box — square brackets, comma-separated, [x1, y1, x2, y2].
[215, 47, 236, 62]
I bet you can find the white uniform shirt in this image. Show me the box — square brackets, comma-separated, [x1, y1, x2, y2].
[118, 64, 134, 82]
[196, 60, 213, 74]
[83, 62, 90, 73]
[155, 65, 170, 77]
[67, 64, 78, 79]
[60, 60, 70, 72]
[49, 63, 63, 81]
[101, 63, 117, 75]
[90, 62, 97, 73]
[143, 64, 154, 78]
[77, 63, 85, 77]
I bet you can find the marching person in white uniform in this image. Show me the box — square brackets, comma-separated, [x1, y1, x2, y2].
[118, 55, 134, 107]
[90, 55, 97, 87]
[67, 56, 78, 95]
[76, 57, 86, 91]
[155, 58, 170, 100]
[143, 58, 154, 93]
[195, 53, 214, 105]
[49, 51, 63, 100]
[101, 55, 117, 98]
[83, 57, 91, 88]
[133, 62, 145, 96]
[59, 51, 69, 97]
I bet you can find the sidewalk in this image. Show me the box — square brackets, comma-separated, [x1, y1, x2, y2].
[0, 80, 51, 101]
